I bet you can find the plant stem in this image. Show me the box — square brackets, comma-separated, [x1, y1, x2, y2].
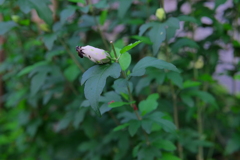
[111, 41, 150, 145]
[165, 41, 183, 159]
[60, 40, 85, 73]
[89, 1, 109, 51]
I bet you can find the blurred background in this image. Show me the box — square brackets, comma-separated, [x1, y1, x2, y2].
[0, 0, 240, 160]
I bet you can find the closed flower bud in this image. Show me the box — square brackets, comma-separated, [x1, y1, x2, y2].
[155, 8, 166, 21]
[76, 45, 110, 64]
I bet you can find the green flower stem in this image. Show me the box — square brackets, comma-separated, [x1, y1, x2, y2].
[111, 41, 150, 145]
[60, 39, 85, 73]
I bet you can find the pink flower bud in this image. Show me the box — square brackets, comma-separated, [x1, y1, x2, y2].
[76, 45, 110, 64]
[108, 100, 115, 105]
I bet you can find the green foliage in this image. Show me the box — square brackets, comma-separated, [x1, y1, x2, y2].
[0, 0, 239, 160]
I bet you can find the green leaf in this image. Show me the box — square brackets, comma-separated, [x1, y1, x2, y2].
[68, 0, 85, 3]
[171, 38, 199, 53]
[133, 144, 141, 157]
[234, 74, 240, 80]
[0, 21, 17, 35]
[136, 77, 152, 95]
[141, 119, 153, 134]
[183, 80, 201, 88]
[186, 90, 216, 106]
[225, 136, 240, 154]
[81, 63, 121, 114]
[139, 22, 156, 36]
[118, 0, 132, 19]
[29, 0, 53, 25]
[163, 17, 180, 40]
[215, 0, 227, 9]
[17, 0, 31, 14]
[131, 35, 153, 45]
[180, 94, 194, 107]
[119, 52, 131, 70]
[131, 56, 179, 77]
[149, 24, 166, 55]
[60, 7, 76, 25]
[93, 0, 109, 9]
[167, 71, 183, 88]
[112, 78, 133, 95]
[18, 61, 49, 76]
[0, 0, 5, 5]
[120, 41, 141, 54]
[113, 123, 129, 131]
[128, 120, 141, 137]
[30, 72, 47, 96]
[153, 139, 176, 151]
[42, 33, 57, 50]
[177, 15, 199, 24]
[64, 64, 81, 82]
[100, 10, 108, 25]
[160, 153, 181, 160]
[108, 101, 134, 108]
[139, 93, 159, 116]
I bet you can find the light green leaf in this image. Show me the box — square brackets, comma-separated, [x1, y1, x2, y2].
[30, 72, 47, 96]
[139, 93, 159, 116]
[64, 64, 81, 82]
[183, 80, 201, 88]
[131, 35, 153, 45]
[131, 56, 179, 77]
[120, 41, 141, 54]
[29, 0, 53, 25]
[159, 153, 181, 160]
[128, 120, 141, 137]
[113, 123, 129, 131]
[81, 63, 121, 114]
[149, 24, 166, 55]
[119, 52, 131, 70]
[153, 139, 176, 151]
[0, 0, 5, 5]
[167, 71, 183, 88]
[118, 0, 132, 19]
[108, 101, 134, 108]
[100, 10, 108, 25]
[0, 21, 17, 35]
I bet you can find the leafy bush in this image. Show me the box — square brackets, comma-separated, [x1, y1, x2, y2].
[0, 0, 240, 160]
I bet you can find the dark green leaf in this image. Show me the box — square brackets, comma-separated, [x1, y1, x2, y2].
[93, 0, 109, 9]
[120, 40, 141, 54]
[141, 119, 153, 134]
[81, 63, 121, 114]
[17, 0, 31, 14]
[128, 120, 141, 136]
[167, 71, 183, 88]
[18, 61, 49, 76]
[149, 24, 166, 55]
[131, 56, 179, 77]
[177, 15, 199, 24]
[139, 93, 159, 116]
[186, 90, 216, 106]
[119, 52, 131, 70]
[180, 94, 194, 107]
[68, 0, 85, 3]
[29, 0, 53, 25]
[42, 33, 57, 50]
[171, 38, 199, 53]
[225, 136, 240, 154]
[136, 77, 152, 95]
[112, 78, 133, 95]
[0, 21, 17, 35]
[139, 22, 156, 36]
[30, 72, 47, 96]
[163, 17, 180, 40]
[60, 7, 76, 25]
[118, 0, 132, 19]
